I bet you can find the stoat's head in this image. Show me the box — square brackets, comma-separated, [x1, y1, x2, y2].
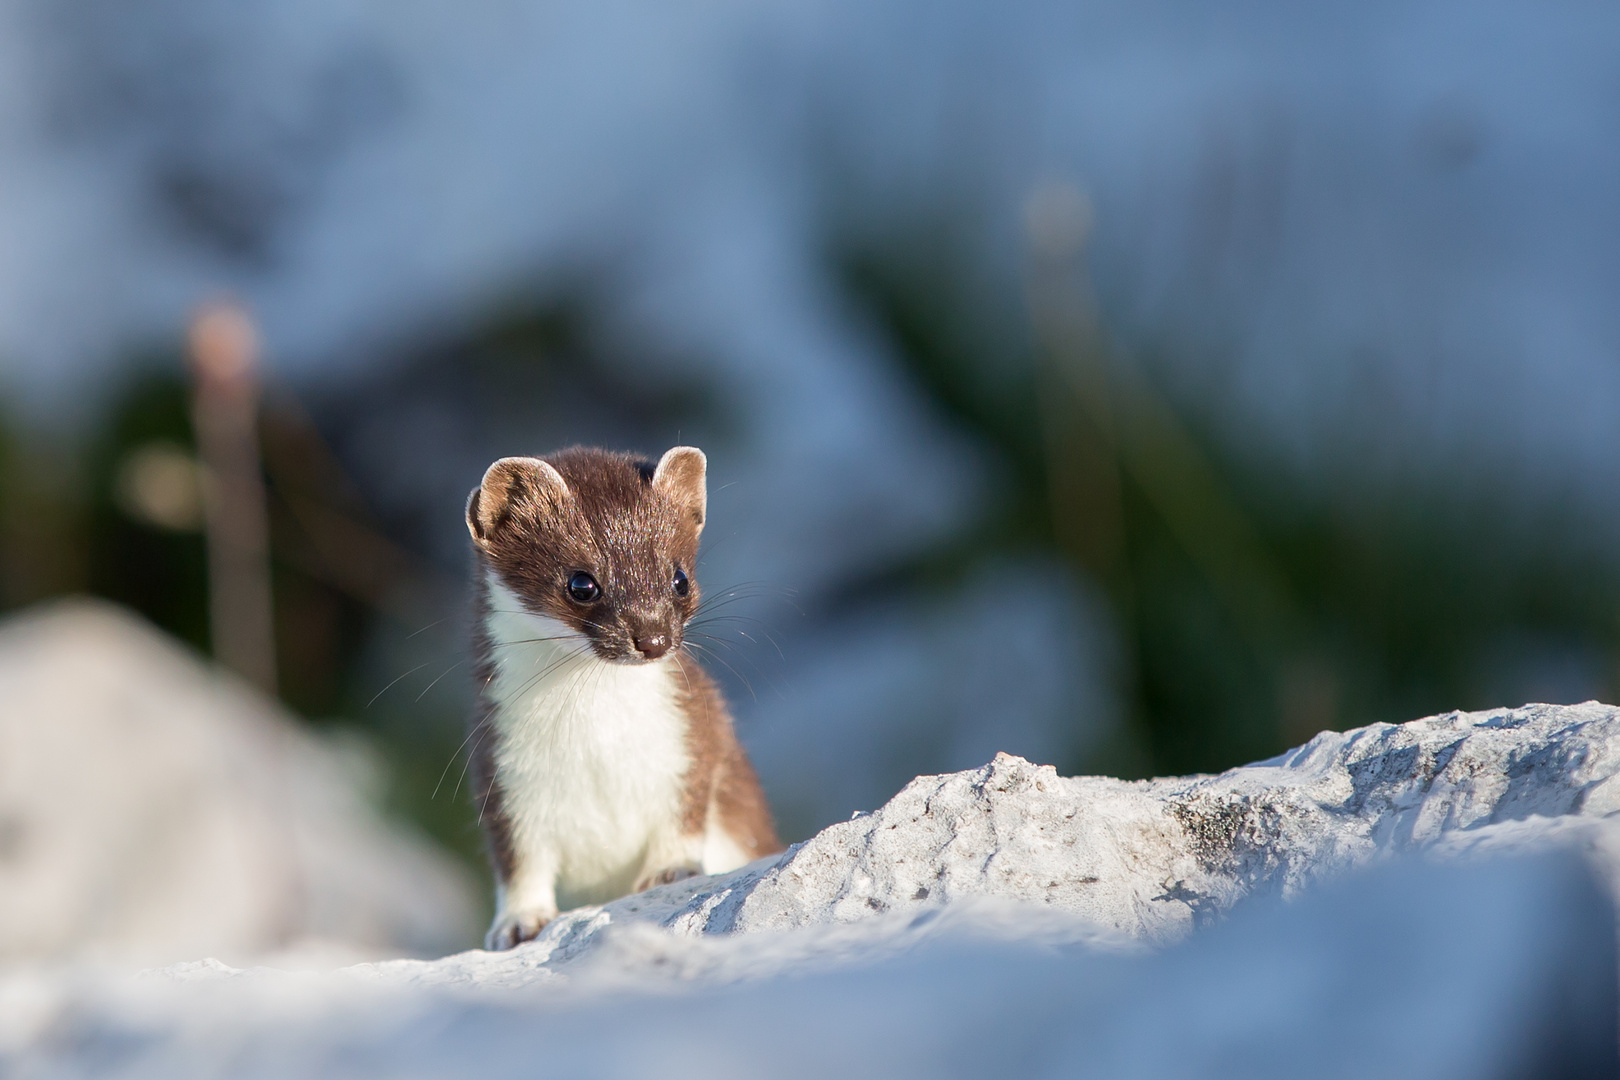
[467, 445, 706, 663]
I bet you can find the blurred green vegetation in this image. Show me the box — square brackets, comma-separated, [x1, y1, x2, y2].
[838, 218, 1620, 779]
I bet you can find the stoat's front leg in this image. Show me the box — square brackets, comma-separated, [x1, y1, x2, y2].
[485, 852, 559, 950]
[632, 830, 705, 893]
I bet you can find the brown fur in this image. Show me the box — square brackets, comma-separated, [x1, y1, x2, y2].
[669, 656, 780, 858]
[466, 578, 516, 886]
[466, 445, 780, 922]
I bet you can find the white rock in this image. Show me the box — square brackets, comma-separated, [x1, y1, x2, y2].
[4, 700, 1619, 1077]
[471, 700, 1620, 977]
[4, 852, 1612, 1079]
[0, 599, 479, 966]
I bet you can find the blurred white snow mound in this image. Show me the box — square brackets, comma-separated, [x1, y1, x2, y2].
[0, 599, 479, 967]
[4, 702, 1619, 1077]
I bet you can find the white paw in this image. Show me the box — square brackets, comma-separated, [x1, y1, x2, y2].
[634, 863, 701, 893]
[485, 908, 555, 951]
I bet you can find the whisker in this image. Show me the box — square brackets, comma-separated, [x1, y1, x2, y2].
[415, 659, 466, 702]
[458, 723, 493, 804]
[688, 614, 789, 656]
[474, 740, 503, 823]
[694, 587, 793, 607]
[688, 624, 779, 653]
[405, 616, 452, 640]
[671, 650, 695, 697]
[489, 635, 583, 648]
[687, 632, 783, 693]
[432, 721, 483, 800]
[365, 661, 433, 709]
[578, 655, 609, 716]
[693, 589, 803, 620]
[502, 640, 594, 702]
[689, 626, 792, 694]
[685, 640, 758, 701]
[689, 612, 777, 628]
[724, 626, 786, 660]
[695, 533, 735, 568]
[700, 578, 797, 594]
[483, 608, 614, 633]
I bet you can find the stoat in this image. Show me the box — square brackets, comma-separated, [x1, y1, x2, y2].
[464, 445, 781, 950]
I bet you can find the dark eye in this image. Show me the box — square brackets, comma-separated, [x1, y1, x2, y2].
[567, 571, 601, 603]
[672, 568, 690, 597]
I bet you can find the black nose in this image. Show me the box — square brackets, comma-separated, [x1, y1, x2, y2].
[634, 633, 670, 659]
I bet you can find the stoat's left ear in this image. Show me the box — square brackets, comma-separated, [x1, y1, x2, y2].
[652, 446, 706, 534]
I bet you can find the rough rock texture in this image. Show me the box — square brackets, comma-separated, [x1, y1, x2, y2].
[4, 701, 1620, 1078]
[0, 600, 480, 966]
[411, 699, 1620, 983]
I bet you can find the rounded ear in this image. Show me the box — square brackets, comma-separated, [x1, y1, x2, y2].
[652, 446, 707, 533]
[466, 457, 570, 545]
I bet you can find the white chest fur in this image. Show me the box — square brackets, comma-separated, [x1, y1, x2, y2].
[482, 576, 691, 909]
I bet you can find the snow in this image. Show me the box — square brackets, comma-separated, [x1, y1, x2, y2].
[3, 701, 1618, 1076]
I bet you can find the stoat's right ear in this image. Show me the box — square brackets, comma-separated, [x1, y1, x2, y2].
[466, 457, 570, 546]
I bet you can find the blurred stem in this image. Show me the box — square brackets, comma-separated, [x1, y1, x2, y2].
[190, 301, 277, 695]
[1025, 183, 1306, 747]
[1026, 188, 1132, 615]
[1110, 364, 1298, 644]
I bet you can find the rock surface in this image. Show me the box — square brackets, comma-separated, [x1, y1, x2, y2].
[0, 600, 480, 966]
[4, 701, 1620, 1077]
[396, 699, 1620, 985]
[37, 854, 1620, 1080]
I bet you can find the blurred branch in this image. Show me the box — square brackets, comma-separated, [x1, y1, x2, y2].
[1111, 366, 1298, 640]
[258, 393, 452, 628]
